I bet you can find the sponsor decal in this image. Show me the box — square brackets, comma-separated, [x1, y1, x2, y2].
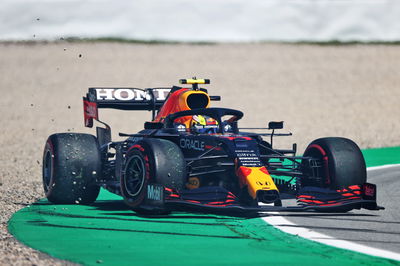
[235, 149, 262, 167]
[147, 184, 163, 201]
[180, 138, 205, 151]
[95, 88, 170, 101]
[83, 100, 98, 127]
[84, 103, 97, 118]
[364, 183, 375, 197]
[186, 177, 200, 189]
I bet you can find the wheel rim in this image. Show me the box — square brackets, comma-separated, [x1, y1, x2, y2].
[302, 147, 326, 187]
[43, 150, 53, 191]
[124, 155, 146, 197]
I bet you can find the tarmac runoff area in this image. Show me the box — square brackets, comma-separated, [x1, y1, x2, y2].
[263, 165, 400, 261]
[263, 147, 400, 260]
[1, 42, 400, 265]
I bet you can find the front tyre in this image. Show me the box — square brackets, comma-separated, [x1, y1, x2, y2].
[301, 137, 366, 189]
[42, 133, 101, 204]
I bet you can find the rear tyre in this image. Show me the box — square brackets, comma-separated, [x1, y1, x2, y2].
[301, 137, 366, 189]
[42, 133, 101, 204]
[120, 138, 186, 214]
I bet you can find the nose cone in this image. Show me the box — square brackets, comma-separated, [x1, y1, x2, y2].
[236, 166, 279, 201]
[257, 190, 280, 204]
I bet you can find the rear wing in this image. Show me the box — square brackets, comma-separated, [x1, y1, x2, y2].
[83, 87, 171, 127]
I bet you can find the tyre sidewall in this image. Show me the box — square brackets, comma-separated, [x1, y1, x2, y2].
[42, 133, 101, 204]
[303, 137, 366, 189]
[120, 139, 186, 209]
[43, 139, 56, 197]
[120, 144, 151, 208]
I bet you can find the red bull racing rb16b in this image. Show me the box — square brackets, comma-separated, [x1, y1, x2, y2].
[42, 79, 383, 215]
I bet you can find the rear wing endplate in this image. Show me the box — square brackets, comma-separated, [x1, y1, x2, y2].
[83, 87, 171, 127]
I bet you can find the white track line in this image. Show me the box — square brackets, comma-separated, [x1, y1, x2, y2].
[366, 164, 400, 171]
[262, 164, 400, 261]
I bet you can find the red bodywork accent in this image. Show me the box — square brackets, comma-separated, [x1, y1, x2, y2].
[308, 144, 331, 185]
[259, 167, 270, 175]
[83, 100, 98, 128]
[349, 185, 361, 190]
[207, 201, 226, 205]
[298, 195, 314, 199]
[219, 136, 252, 141]
[154, 88, 189, 123]
[205, 145, 222, 151]
[236, 166, 252, 187]
[185, 200, 201, 204]
[153, 88, 210, 127]
[297, 184, 363, 207]
[164, 187, 238, 206]
[299, 199, 324, 204]
[127, 144, 145, 152]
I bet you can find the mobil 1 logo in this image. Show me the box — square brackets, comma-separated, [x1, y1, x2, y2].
[146, 184, 164, 205]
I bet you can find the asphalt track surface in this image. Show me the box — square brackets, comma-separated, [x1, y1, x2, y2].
[277, 165, 400, 254]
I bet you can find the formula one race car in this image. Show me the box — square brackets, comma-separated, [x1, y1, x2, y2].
[42, 79, 383, 215]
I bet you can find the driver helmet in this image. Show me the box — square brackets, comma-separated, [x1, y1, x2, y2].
[190, 115, 219, 134]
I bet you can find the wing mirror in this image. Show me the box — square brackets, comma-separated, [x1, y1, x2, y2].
[268, 121, 284, 130]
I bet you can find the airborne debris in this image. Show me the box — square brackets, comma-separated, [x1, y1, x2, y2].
[67, 105, 71, 109]
[78, 54, 82, 58]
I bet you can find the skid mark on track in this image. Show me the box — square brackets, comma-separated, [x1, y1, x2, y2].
[29, 220, 262, 240]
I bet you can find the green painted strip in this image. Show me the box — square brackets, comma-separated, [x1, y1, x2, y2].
[8, 195, 397, 266]
[8, 147, 400, 266]
[362, 146, 400, 167]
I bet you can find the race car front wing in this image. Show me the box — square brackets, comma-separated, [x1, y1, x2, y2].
[140, 183, 384, 215]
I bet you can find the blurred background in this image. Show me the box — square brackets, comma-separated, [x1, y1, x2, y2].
[1, 0, 400, 42]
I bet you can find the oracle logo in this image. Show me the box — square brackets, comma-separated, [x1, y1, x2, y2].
[180, 138, 205, 151]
